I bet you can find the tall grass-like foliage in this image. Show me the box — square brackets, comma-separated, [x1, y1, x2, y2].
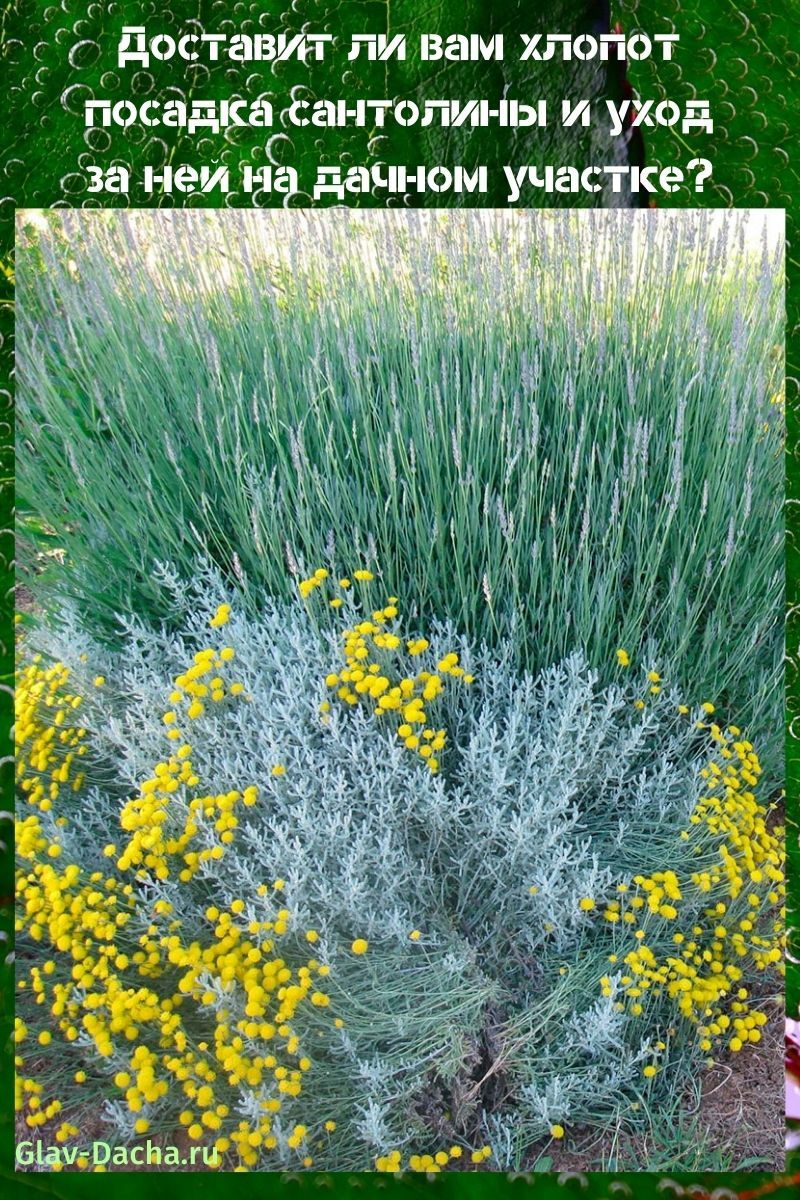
[16, 210, 783, 757]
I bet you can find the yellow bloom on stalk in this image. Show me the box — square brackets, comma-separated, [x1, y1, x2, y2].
[604, 725, 783, 1055]
[375, 1150, 403, 1172]
[209, 603, 231, 628]
[321, 574, 470, 775]
[351, 938, 368, 955]
[616, 649, 630, 668]
[15, 638, 344, 1166]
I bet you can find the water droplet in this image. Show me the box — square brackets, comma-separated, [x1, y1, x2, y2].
[130, 71, 156, 97]
[61, 82, 93, 116]
[185, 63, 211, 88]
[266, 132, 294, 165]
[84, 127, 111, 152]
[283, 189, 311, 208]
[59, 172, 87, 194]
[123, 124, 146, 145]
[556, 1173, 589, 1189]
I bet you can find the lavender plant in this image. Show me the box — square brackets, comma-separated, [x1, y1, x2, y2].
[15, 210, 784, 771]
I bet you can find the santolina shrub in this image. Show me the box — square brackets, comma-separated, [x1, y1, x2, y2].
[15, 570, 784, 1171]
[15, 210, 784, 769]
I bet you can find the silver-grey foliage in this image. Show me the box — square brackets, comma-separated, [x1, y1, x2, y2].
[32, 572, 754, 1167]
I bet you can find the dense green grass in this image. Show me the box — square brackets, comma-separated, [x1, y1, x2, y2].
[16, 209, 784, 758]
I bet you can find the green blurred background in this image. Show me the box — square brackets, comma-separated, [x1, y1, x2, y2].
[1, 0, 798, 1195]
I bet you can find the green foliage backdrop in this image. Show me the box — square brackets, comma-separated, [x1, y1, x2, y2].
[2, 0, 799, 1196]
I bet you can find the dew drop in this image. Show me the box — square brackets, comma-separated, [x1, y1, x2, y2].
[61, 82, 93, 116]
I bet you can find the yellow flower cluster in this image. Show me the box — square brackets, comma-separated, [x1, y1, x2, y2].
[599, 726, 784, 1057]
[298, 567, 374, 600]
[375, 1144, 490, 1172]
[16, 658, 88, 812]
[209, 602, 231, 628]
[614, 650, 714, 715]
[15, 635, 342, 1170]
[299, 569, 329, 599]
[16, 858, 336, 1164]
[164, 638, 243, 732]
[111, 638, 253, 883]
[305, 568, 473, 774]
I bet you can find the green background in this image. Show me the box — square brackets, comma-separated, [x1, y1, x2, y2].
[1, 0, 799, 1195]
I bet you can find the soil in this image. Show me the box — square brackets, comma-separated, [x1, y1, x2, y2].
[546, 995, 785, 1173]
[695, 996, 784, 1170]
